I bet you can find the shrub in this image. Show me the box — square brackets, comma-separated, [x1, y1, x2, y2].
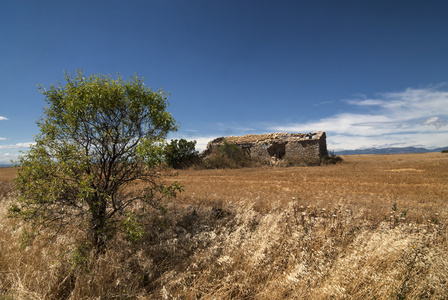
[201, 142, 255, 169]
[165, 139, 199, 169]
[322, 154, 343, 165]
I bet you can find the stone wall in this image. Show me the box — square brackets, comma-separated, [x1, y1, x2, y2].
[285, 139, 322, 164]
[205, 131, 328, 164]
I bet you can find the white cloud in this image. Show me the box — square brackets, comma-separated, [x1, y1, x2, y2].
[0, 142, 36, 164]
[424, 116, 439, 125]
[345, 99, 384, 106]
[0, 152, 18, 164]
[327, 131, 448, 151]
[270, 86, 448, 150]
[0, 142, 36, 149]
[0, 116, 8, 121]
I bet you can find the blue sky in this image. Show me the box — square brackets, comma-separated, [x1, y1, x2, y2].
[1, 0, 448, 163]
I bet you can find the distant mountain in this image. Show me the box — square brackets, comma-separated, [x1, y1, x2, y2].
[0, 164, 13, 168]
[334, 146, 448, 155]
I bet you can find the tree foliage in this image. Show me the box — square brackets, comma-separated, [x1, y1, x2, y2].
[11, 71, 181, 251]
[164, 139, 199, 169]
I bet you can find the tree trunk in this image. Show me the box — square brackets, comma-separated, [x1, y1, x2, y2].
[90, 195, 108, 252]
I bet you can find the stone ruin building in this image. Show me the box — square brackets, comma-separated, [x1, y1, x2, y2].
[205, 131, 328, 164]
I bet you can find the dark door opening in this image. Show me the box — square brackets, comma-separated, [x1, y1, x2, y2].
[242, 146, 251, 158]
[268, 143, 286, 159]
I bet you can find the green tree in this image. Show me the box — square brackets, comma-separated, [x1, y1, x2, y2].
[165, 139, 199, 169]
[11, 71, 181, 251]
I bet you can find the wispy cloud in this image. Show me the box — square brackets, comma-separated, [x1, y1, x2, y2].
[217, 123, 256, 135]
[0, 142, 35, 164]
[0, 152, 18, 164]
[313, 101, 334, 107]
[345, 99, 384, 106]
[0, 142, 36, 149]
[0, 116, 9, 142]
[270, 86, 448, 150]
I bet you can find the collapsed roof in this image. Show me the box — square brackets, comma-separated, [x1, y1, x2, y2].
[209, 131, 326, 146]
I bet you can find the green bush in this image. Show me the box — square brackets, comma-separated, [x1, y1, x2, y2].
[218, 142, 244, 159]
[165, 139, 199, 169]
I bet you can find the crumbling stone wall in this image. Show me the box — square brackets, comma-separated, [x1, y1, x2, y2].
[285, 140, 322, 164]
[205, 131, 328, 164]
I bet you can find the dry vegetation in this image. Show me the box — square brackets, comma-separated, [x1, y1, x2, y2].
[1, 153, 447, 299]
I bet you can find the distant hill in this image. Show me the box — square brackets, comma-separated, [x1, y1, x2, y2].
[334, 146, 448, 155]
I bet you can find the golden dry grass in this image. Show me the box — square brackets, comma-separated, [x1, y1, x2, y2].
[0, 167, 17, 182]
[0, 153, 447, 299]
[169, 153, 448, 222]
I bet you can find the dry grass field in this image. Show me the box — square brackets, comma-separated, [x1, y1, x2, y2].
[0, 153, 447, 299]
